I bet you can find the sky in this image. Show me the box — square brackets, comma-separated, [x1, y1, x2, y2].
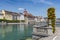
[0, 0, 60, 18]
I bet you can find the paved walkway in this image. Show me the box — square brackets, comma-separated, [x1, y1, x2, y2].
[39, 27, 60, 40]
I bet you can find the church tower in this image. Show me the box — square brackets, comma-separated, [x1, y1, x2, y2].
[23, 9, 28, 17]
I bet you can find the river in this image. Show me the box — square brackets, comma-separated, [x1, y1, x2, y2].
[0, 24, 33, 40]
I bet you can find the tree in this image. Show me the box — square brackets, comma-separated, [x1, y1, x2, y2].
[47, 7, 56, 33]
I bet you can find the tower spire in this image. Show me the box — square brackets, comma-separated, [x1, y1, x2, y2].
[23, 9, 28, 16]
[24, 9, 26, 11]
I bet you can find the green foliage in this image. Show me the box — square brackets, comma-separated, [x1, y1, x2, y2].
[0, 19, 20, 23]
[20, 20, 25, 22]
[0, 19, 7, 22]
[6, 20, 20, 23]
[47, 7, 56, 33]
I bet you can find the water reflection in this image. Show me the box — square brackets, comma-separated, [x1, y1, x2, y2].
[0, 24, 33, 40]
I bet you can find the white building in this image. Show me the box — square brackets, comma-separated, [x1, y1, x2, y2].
[34, 16, 45, 22]
[0, 11, 3, 19]
[0, 10, 20, 20]
[20, 13, 25, 20]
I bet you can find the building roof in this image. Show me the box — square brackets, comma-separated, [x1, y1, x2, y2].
[23, 9, 35, 18]
[3, 10, 20, 16]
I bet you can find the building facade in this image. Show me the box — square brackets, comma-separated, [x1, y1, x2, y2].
[23, 9, 35, 24]
[0, 10, 20, 20]
[34, 16, 45, 22]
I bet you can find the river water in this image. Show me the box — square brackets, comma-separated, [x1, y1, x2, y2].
[0, 23, 60, 40]
[0, 24, 33, 40]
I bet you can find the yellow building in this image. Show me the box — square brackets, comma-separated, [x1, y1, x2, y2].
[0, 10, 20, 20]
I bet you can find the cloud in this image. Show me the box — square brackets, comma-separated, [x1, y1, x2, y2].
[31, 0, 54, 5]
[18, 8, 24, 10]
[40, 0, 53, 5]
